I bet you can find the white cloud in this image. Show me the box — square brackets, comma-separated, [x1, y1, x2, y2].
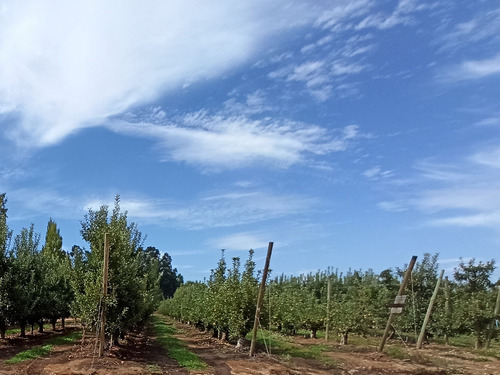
[413, 159, 469, 182]
[377, 147, 500, 231]
[8, 188, 83, 221]
[438, 8, 500, 52]
[474, 117, 500, 127]
[223, 90, 274, 116]
[412, 149, 500, 229]
[0, 0, 324, 147]
[429, 212, 500, 228]
[377, 200, 408, 213]
[85, 190, 317, 230]
[355, 0, 424, 30]
[315, 0, 374, 30]
[207, 232, 269, 252]
[110, 112, 360, 170]
[470, 147, 500, 168]
[447, 53, 500, 81]
[363, 166, 393, 179]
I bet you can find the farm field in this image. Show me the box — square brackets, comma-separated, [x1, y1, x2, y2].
[0, 316, 499, 375]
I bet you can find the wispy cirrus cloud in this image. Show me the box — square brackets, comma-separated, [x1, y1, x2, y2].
[207, 232, 269, 252]
[444, 53, 500, 81]
[378, 147, 500, 230]
[0, 0, 325, 148]
[266, 0, 433, 102]
[110, 110, 361, 170]
[86, 190, 317, 230]
[437, 7, 500, 52]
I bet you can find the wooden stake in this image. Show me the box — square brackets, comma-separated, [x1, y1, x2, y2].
[99, 233, 110, 357]
[378, 255, 418, 352]
[485, 286, 500, 349]
[249, 242, 273, 357]
[325, 278, 331, 342]
[444, 276, 450, 346]
[417, 269, 444, 349]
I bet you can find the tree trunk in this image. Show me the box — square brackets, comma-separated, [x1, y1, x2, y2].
[212, 328, 218, 338]
[20, 322, 26, 337]
[220, 331, 228, 341]
[475, 336, 483, 349]
[111, 333, 119, 347]
[340, 332, 349, 345]
[235, 336, 246, 349]
[81, 325, 86, 345]
[30, 323, 34, 335]
[38, 320, 44, 333]
[310, 328, 317, 339]
[0, 320, 6, 339]
[61, 318, 65, 330]
[51, 318, 57, 331]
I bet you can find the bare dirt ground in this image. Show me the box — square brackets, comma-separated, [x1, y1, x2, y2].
[0, 321, 499, 375]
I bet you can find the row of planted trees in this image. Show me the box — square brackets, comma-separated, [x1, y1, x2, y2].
[161, 251, 499, 349]
[161, 249, 259, 348]
[0, 193, 180, 344]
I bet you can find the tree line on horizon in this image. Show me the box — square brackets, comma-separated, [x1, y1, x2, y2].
[0, 193, 183, 343]
[160, 251, 499, 350]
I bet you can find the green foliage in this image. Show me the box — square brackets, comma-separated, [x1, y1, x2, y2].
[395, 253, 439, 336]
[452, 258, 496, 349]
[0, 193, 12, 338]
[9, 224, 42, 336]
[74, 195, 162, 342]
[158, 250, 183, 298]
[40, 219, 73, 330]
[161, 249, 259, 344]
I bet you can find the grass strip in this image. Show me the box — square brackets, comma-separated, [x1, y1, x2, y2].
[5, 330, 81, 364]
[151, 315, 208, 371]
[249, 330, 336, 366]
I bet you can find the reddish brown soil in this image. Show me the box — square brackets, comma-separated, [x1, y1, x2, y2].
[0, 321, 498, 375]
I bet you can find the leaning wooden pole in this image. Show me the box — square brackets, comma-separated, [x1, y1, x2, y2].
[249, 242, 273, 357]
[99, 233, 110, 357]
[417, 269, 444, 349]
[378, 255, 418, 352]
[485, 286, 500, 349]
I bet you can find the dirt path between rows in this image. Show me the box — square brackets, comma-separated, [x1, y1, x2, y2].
[0, 320, 498, 375]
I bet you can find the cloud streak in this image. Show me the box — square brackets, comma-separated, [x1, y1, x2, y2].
[86, 190, 317, 230]
[378, 148, 500, 230]
[111, 111, 360, 170]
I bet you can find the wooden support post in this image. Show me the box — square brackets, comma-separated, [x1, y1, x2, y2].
[486, 286, 500, 349]
[378, 255, 418, 352]
[417, 269, 444, 349]
[444, 276, 450, 346]
[98, 233, 110, 357]
[325, 278, 331, 342]
[249, 242, 273, 357]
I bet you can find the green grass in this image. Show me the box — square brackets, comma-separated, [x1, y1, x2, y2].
[4, 328, 20, 335]
[248, 330, 337, 366]
[46, 330, 82, 345]
[5, 345, 53, 364]
[4, 330, 81, 364]
[146, 363, 163, 374]
[151, 315, 208, 371]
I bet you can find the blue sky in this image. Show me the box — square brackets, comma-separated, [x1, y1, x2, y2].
[1, 0, 499, 281]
